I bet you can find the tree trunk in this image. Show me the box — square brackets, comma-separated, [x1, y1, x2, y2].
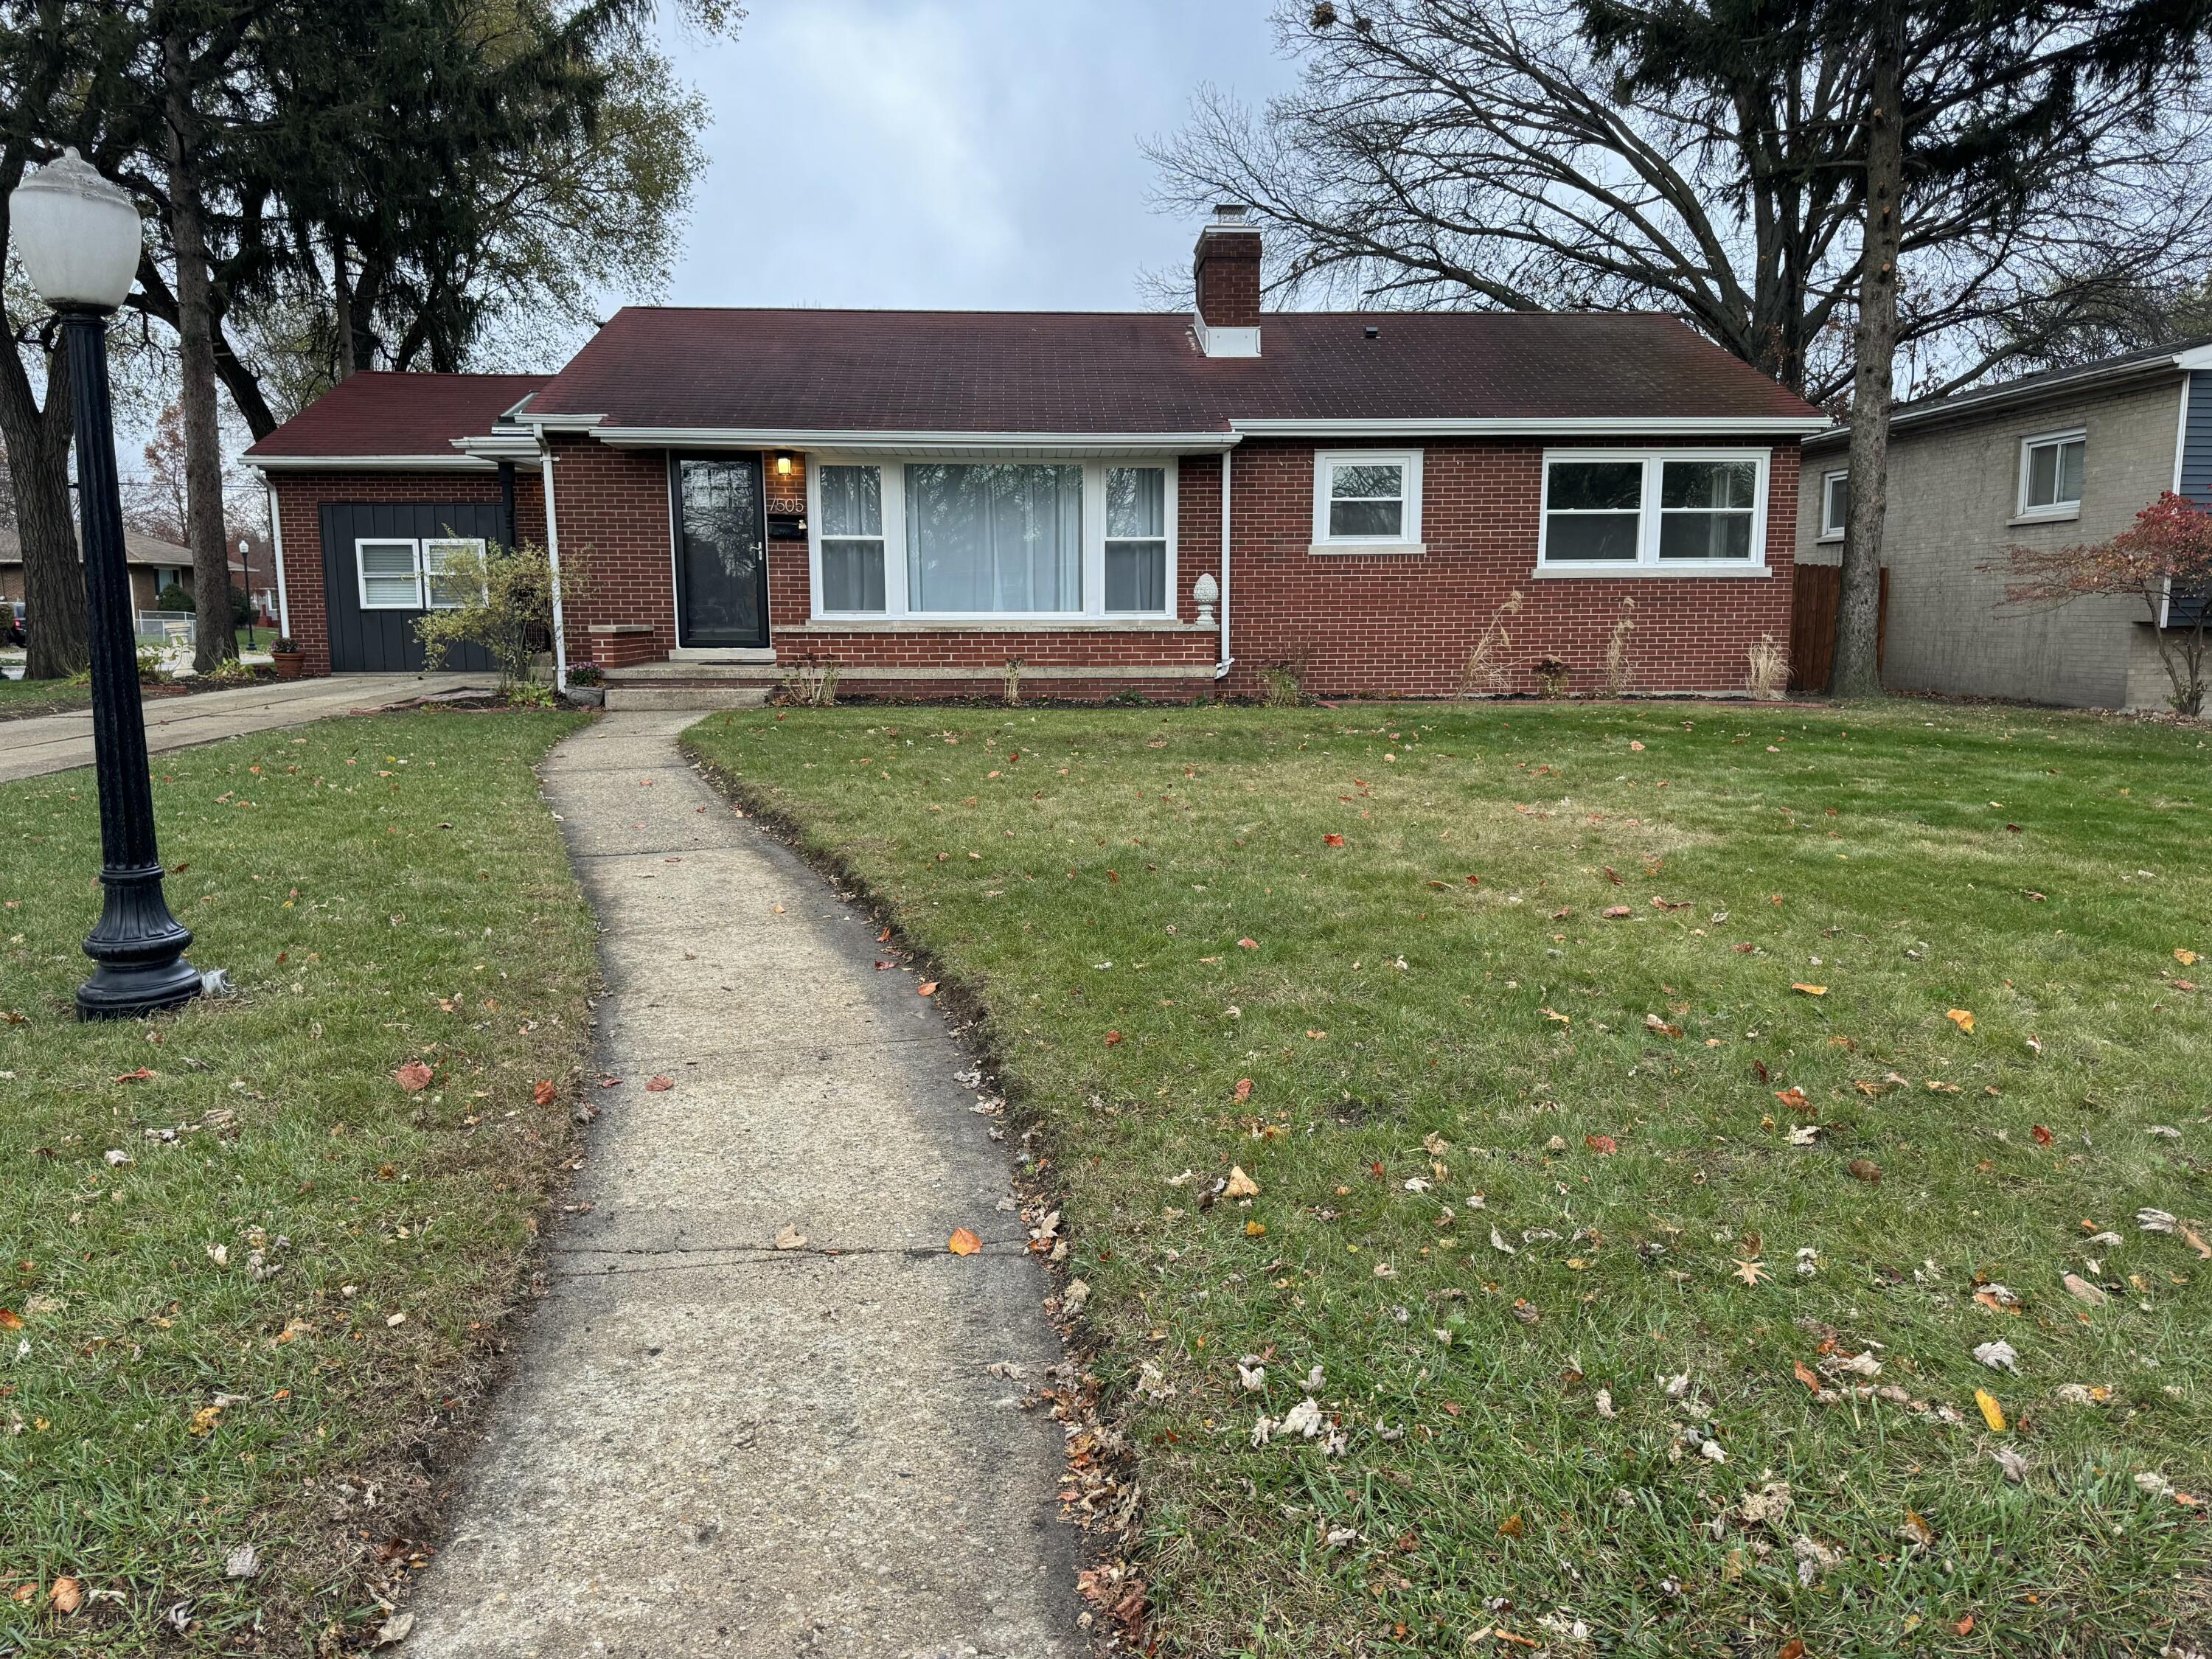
[0, 341, 88, 680]
[1832, 3, 1905, 700]
[164, 27, 238, 673]
[333, 234, 358, 380]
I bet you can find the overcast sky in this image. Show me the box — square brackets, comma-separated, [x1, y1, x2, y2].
[652, 0, 1299, 313]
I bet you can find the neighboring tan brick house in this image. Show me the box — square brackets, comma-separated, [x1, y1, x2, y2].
[246, 209, 1825, 705]
[1796, 340, 2212, 709]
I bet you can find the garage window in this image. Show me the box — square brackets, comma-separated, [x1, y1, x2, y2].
[357, 537, 487, 610]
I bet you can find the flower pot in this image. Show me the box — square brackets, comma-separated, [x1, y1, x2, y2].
[272, 651, 305, 680]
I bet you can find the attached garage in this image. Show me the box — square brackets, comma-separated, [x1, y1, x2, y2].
[245, 372, 549, 678]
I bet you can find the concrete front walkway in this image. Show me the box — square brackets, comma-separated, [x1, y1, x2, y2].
[402, 712, 1082, 1658]
[0, 672, 493, 783]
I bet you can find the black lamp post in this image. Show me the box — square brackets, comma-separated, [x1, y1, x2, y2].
[12, 149, 203, 1019]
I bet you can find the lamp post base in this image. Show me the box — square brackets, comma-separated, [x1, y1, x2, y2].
[76, 860, 201, 1020]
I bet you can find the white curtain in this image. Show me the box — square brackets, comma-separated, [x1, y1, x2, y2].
[905, 463, 1082, 613]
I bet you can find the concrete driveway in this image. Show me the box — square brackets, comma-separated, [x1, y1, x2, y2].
[0, 672, 496, 783]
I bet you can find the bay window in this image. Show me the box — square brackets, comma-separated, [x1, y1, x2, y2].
[1538, 451, 1768, 571]
[806, 456, 1178, 619]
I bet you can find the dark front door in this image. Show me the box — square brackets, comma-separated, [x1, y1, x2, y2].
[319, 501, 501, 673]
[671, 454, 768, 649]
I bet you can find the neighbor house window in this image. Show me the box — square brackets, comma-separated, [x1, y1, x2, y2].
[818, 465, 887, 613]
[1820, 470, 1848, 540]
[358, 537, 485, 610]
[1312, 450, 1422, 547]
[1105, 466, 1168, 611]
[2018, 430, 2085, 517]
[806, 456, 1178, 620]
[1538, 450, 1769, 570]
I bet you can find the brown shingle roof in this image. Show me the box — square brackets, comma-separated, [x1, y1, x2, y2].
[244, 372, 547, 460]
[0, 525, 193, 567]
[521, 307, 1818, 433]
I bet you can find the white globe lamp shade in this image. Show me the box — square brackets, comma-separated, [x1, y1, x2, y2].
[9, 148, 142, 311]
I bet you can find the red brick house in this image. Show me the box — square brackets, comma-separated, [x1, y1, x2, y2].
[244, 210, 1826, 704]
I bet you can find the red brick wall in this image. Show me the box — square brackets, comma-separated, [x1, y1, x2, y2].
[1216, 438, 1798, 700]
[274, 437, 1798, 702]
[268, 467, 544, 676]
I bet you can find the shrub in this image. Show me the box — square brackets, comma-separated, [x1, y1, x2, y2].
[1461, 591, 1523, 696]
[781, 659, 840, 707]
[271, 636, 298, 654]
[1259, 660, 1306, 707]
[1533, 654, 1571, 699]
[414, 540, 585, 695]
[1601, 597, 1637, 697]
[136, 644, 172, 684]
[153, 580, 192, 614]
[565, 662, 603, 687]
[1747, 635, 1789, 700]
[1003, 656, 1025, 706]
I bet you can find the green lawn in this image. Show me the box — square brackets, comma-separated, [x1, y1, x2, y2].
[685, 701, 2212, 1658]
[0, 674, 90, 719]
[0, 709, 596, 1654]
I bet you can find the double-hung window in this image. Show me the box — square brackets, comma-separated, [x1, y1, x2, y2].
[2017, 429, 2085, 518]
[355, 537, 485, 611]
[1537, 451, 1767, 571]
[807, 457, 1177, 619]
[1312, 450, 1422, 549]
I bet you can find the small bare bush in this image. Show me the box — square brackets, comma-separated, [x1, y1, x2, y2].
[1747, 635, 1789, 700]
[1461, 590, 1523, 695]
[1601, 597, 1636, 697]
[1004, 656, 1025, 706]
[1259, 659, 1307, 707]
[1533, 653, 1571, 699]
[783, 659, 841, 707]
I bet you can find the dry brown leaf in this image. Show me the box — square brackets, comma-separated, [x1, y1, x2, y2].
[392, 1060, 433, 1093]
[1601, 905, 1632, 919]
[1975, 1388, 2006, 1432]
[49, 1577, 81, 1614]
[1233, 1078, 1253, 1102]
[1847, 1158, 1883, 1183]
[917, 981, 939, 997]
[1497, 1514, 1525, 1538]
[1225, 1166, 1261, 1199]
[531, 1079, 555, 1107]
[1585, 1134, 1618, 1155]
[1791, 983, 1826, 997]
[0, 1309, 21, 1332]
[1792, 1359, 1821, 1394]
[1947, 1009, 1976, 1034]
[1900, 1511, 1935, 1546]
[947, 1228, 982, 1256]
[644, 1075, 674, 1093]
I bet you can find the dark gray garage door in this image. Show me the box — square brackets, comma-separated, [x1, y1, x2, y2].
[319, 501, 504, 673]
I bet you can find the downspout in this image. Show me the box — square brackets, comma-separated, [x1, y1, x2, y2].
[265, 483, 291, 637]
[498, 459, 517, 552]
[538, 440, 569, 695]
[1215, 448, 1234, 678]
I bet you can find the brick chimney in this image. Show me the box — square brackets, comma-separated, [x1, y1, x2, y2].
[1193, 204, 1262, 358]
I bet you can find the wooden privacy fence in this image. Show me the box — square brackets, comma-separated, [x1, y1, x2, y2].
[1790, 565, 1888, 694]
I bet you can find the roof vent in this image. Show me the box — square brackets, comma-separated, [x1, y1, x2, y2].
[1364, 324, 1380, 339]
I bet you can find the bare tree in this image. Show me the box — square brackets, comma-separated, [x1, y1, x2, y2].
[1146, 0, 2212, 404]
[1998, 491, 2212, 714]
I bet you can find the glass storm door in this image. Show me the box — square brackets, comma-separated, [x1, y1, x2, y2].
[672, 455, 768, 648]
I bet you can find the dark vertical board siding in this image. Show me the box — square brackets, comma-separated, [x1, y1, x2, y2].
[319, 501, 501, 672]
[2179, 374, 2212, 627]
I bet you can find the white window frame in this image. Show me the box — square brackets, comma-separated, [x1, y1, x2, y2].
[355, 538, 425, 611]
[804, 456, 1179, 622]
[422, 538, 487, 611]
[2016, 428, 2087, 520]
[1311, 448, 1423, 549]
[1819, 469, 1848, 541]
[356, 536, 487, 611]
[1536, 448, 1770, 574]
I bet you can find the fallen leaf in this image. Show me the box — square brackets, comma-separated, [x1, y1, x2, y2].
[1225, 1166, 1261, 1199]
[49, 1576, 82, 1613]
[376, 1611, 414, 1647]
[917, 981, 938, 997]
[1953, 1615, 1976, 1637]
[1792, 983, 1826, 997]
[1900, 1510, 1935, 1546]
[393, 1060, 433, 1093]
[2062, 1273, 2108, 1307]
[948, 1227, 982, 1256]
[1775, 1086, 1810, 1113]
[1793, 1359, 1821, 1394]
[1244, 1220, 1266, 1237]
[1324, 833, 1346, 847]
[1498, 1514, 1525, 1538]
[773, 1225, 807, 1250]
[644, 1075, 674, 1093]
[0, 1309, 21, 1332]
[1975, 1388, 2007, 1432]
[1585, 1134, 1618, 1155]
[1973, 1340, 2020, 1374]
[1644, 1013, 1683, 1037]
[2177, 948, 2199, 966]
[1233, 1077, 1253, 1102]
[1778, 1642, 1806, 1659]
[1104, 1031, 1123, 1047]
[531, 1079, 555, 1107]
[1601, 905, 1632, 919]
[1947, 1009, 1975, 1034]
[1237, 938, 1259, 950]
[1733, 1259, 1772, 1285]
[1847, 1158, 1882, 1183]
[113, 1067, 156, 1083]
[2031, 1124, 2053, 1145]
[187, 1402, 226, 1436]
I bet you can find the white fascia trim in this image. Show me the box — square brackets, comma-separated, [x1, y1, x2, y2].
[265, 484, 291, 637]
[518, 411, 607, 433]
[453, 434, 541, 461]
[593, 426, 1241, 456]
[246, 453, 497, 473]
[2171, 347, 2212, 372]
[1232, 416, 1829, 438]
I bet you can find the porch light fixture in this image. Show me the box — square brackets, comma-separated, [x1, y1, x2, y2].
[11, 148, 204, 1018]
[773, 450, 795, 478]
